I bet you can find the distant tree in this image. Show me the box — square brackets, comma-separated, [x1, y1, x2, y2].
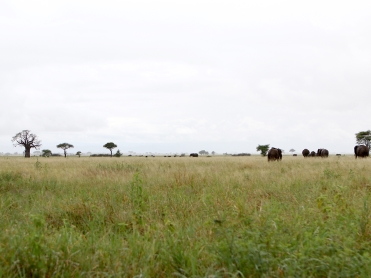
[57, 143, 74, 158]
[103, 142, 117, 157]
[289, 149, 295, 153]
[355, 130, 371, 148]
[212, 151, 216, 155]
[76, 151, 82, 157]
[12, 130, 42, 158]
[42, 149, 52, 157]
[114, 149, 123, 157]
[256, 144, 270, 156]
[199, 150, 207, 155]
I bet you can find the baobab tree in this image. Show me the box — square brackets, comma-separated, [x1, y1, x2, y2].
[103, 142, 117, 157]
[12, 130, 42, 158]
[57, 143, 74, 158]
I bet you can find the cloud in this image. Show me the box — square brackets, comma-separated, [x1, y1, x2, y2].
[1, 0, 371, 154]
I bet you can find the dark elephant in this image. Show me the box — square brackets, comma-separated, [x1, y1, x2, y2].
[354, 145, 369, 158]
[317, 148, 329, 158]
[302, 149, 310, 157]
[267, 147, 282, 161]
[310, 151, 316, 157]
[190, 153, 199, 157]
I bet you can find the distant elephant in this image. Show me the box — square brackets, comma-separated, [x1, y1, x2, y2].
[267, 147, 282, 161]
[317, 148, 329, 158]
[302, 149, 310, 157]
[310, 151, 316, 157]
[190, 153, 199, 157]
[354, 145, 369, 158]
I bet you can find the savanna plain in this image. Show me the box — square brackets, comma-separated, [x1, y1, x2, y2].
[1, 155, 371, 277]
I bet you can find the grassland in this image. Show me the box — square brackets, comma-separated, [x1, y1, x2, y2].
[0, 155, 370, 277]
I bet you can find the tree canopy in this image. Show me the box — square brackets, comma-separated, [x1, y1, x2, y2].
[256, 144, 270, 156]
[42, 149, 52, 157]
[12, 130, 42, 158]
[355, 130, 371, 148]
[114, 149, 123, 157]
[103, 142, 117, 157]
[57, 143, 74, 158]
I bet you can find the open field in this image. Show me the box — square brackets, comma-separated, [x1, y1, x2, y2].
[0, 155, 371, 277]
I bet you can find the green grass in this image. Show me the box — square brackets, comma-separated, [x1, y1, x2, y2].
[0, 156, 370, 277]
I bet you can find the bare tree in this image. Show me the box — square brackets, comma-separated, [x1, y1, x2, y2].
[57, 143, 74, 158]
[12, 130, 42, 158]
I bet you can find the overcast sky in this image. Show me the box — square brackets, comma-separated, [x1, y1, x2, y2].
[1, 0, 370, 155]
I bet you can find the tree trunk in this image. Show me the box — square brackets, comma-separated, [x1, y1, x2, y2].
[110, 150, 113, 157]
[25, 147, 31, 158]
[64, 150, 67, 158]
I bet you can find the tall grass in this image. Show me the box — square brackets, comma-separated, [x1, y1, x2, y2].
[0, 156, 370, 277]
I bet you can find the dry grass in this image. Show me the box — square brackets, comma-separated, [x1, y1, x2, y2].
[0, 155, 371, 277]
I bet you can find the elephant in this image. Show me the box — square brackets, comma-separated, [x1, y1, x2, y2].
[190, 153, 199, 157]
[302, 149, 310, 157]
[354, 145, 369, 158]
[317, 148, 329, 158]
[310, 151, 316, 157]
[267, 147, 282, 161]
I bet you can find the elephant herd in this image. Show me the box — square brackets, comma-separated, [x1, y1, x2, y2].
[354, 145, 369, 158]
[267, 145, 370, 161]
[302, 148, 329, 158]
[267, 147, 282, 161]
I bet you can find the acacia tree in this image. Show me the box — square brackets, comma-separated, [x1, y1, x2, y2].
[76, 151, 82, 158]
[57, 143, 74, 158]
[103, 142, 117, 157]
[199, 150, 207, 155]
[114, 149, 123, 157]
[256, 144, 270, 156]
[42, 149, 52, 157]
[355, 130, 371, 148]
[12, 130, 42, 158]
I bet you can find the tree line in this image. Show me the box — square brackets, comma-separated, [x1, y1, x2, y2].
[255, 131, 371, 156]
[11, 130, 371, 158]
[12, 130, 122, 158]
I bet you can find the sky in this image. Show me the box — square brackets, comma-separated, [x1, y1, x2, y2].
[1, 0, 371, 155]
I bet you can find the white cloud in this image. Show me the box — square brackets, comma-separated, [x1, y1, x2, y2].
[1, 0, 371, 154]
